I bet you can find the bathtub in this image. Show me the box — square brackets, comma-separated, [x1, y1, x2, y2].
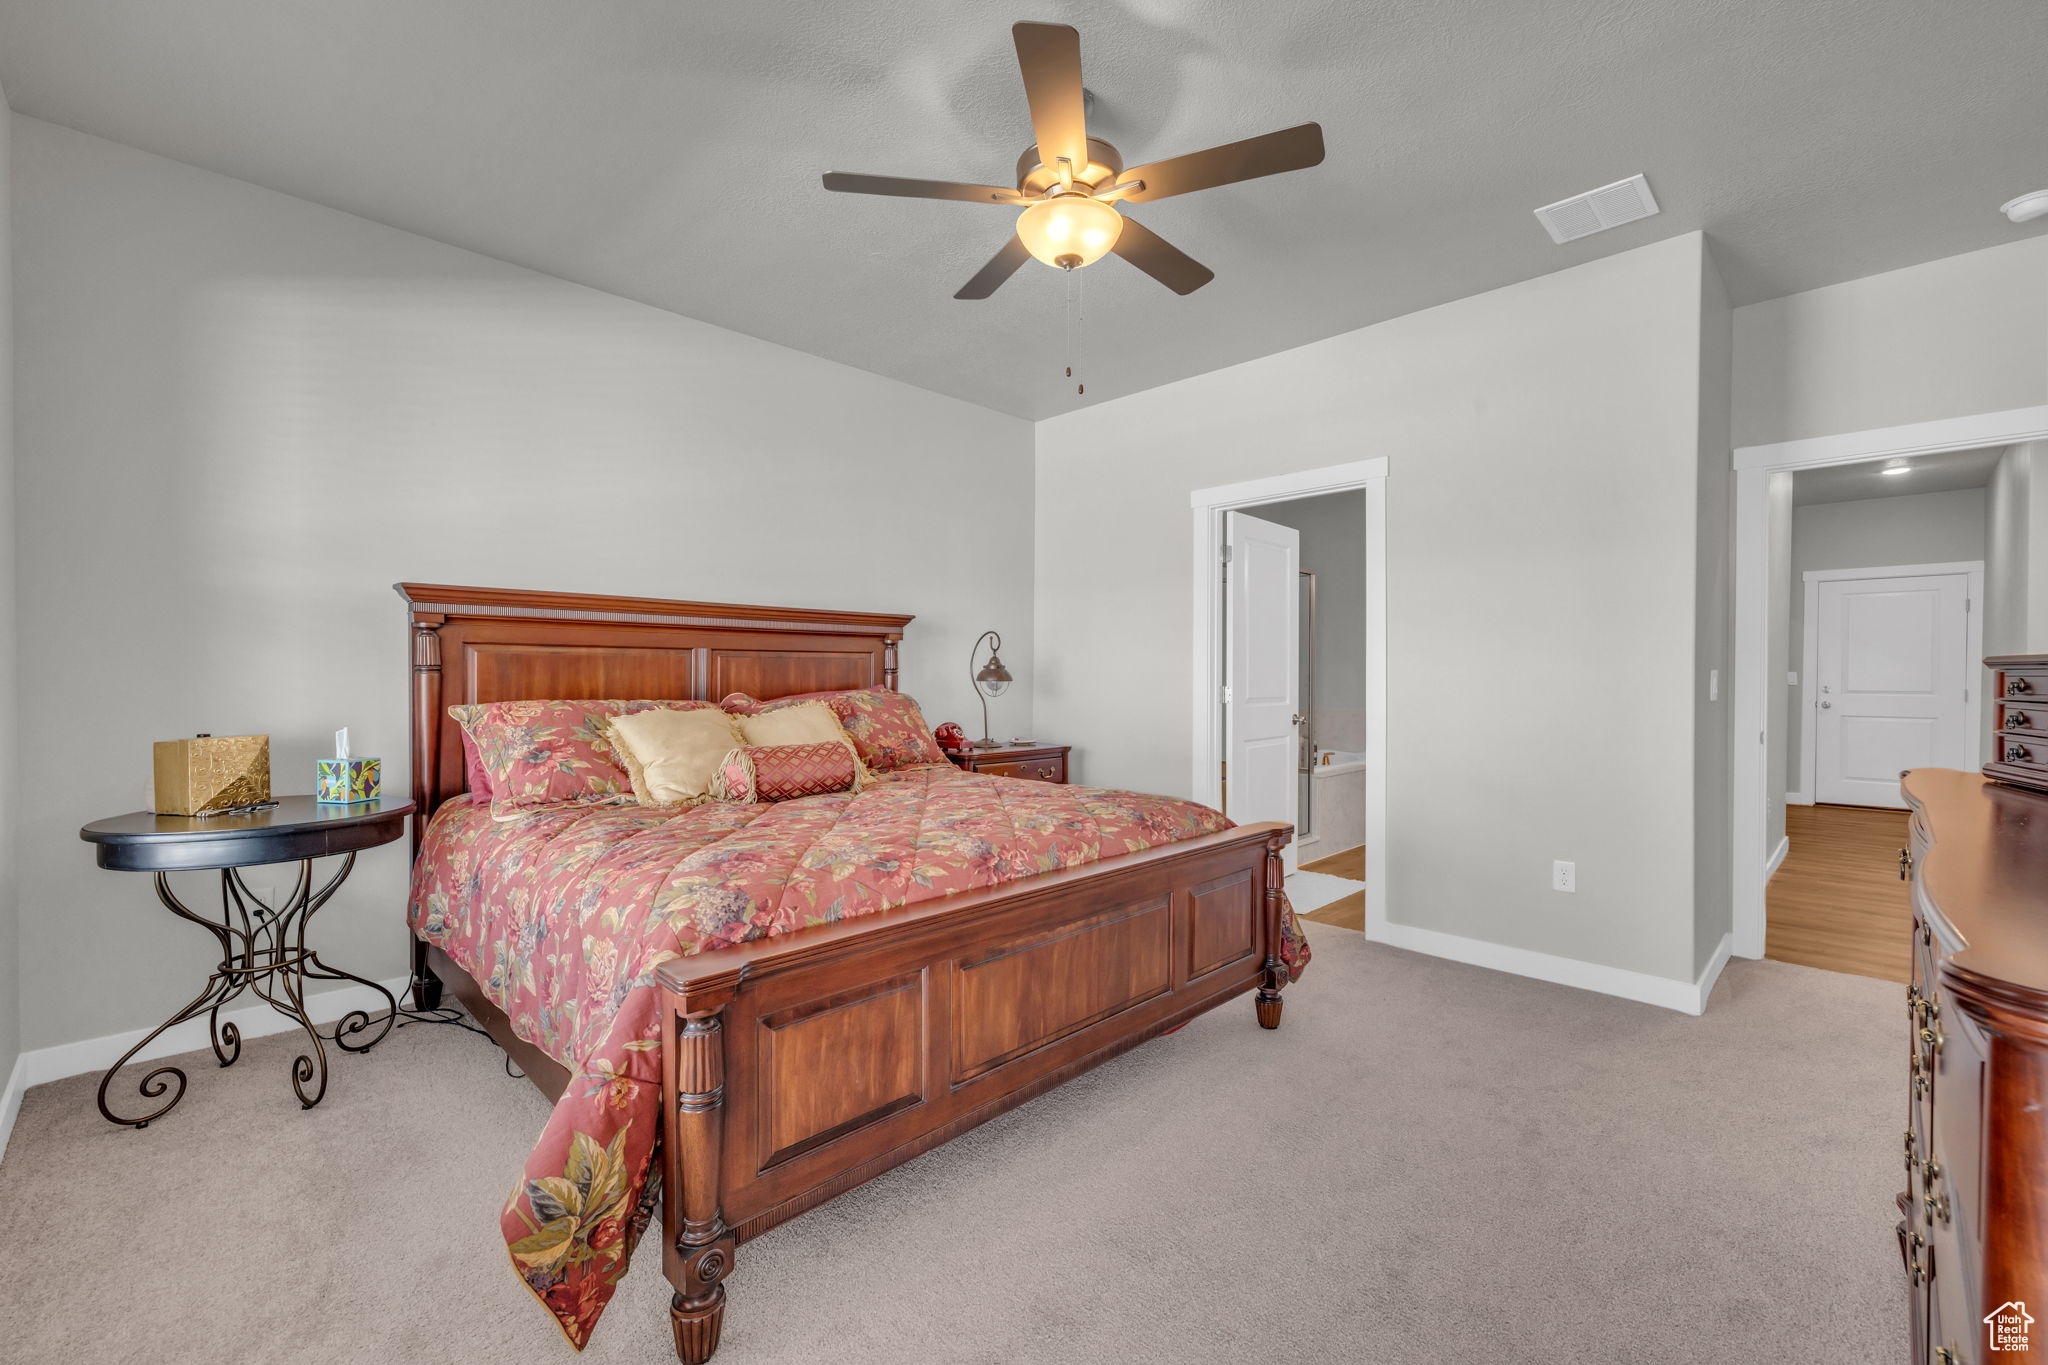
[1305, 749, 1366, 853]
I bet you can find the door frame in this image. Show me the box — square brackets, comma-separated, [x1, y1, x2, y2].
[1190, 458, 1388, 934]
[1732, 403, 2048, 959]
[1796, 560, 1984, 806]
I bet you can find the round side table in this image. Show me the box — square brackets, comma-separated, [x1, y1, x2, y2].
[79, 795, 414, 1127]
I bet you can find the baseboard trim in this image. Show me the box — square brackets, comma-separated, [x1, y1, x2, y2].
[1694, 932, 1735, 1010]
[1786, 790, 1812, 806]
[0, 1053, 26, 1168]
[0, 974, 409, 1164]
[1766, 835, 1790, 882]
[1368, 921, 1731, 1016]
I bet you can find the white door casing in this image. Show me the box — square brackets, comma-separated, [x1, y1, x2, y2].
[1225, 510, 1301, 870]
[1733, 406, 2048, 961]
[1811, 570, 1973, 808]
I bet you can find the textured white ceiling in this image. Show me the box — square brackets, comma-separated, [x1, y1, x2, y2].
[2, 0, 2045, 418]
[1792, 445, 2006, 506]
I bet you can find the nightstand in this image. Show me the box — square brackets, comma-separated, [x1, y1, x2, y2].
[79, 795, 412, 1127]
[946, 742, 1069, 784]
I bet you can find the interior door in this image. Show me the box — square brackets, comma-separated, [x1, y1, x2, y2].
[1225, 510, 1301, 867]
[1814, 572, 1970, 808]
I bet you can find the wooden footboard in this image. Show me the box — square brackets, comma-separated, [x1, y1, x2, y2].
[653, 819, 1292, 1362]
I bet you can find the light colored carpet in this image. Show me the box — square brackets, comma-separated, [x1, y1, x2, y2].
[0, 925, 1905, 1364]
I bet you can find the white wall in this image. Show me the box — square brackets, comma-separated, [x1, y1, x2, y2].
[1692, 252, 1734, 971]
[1248, 490, 1367, 751]
[1733, 237, 2048, 449]
[1784, 486, 1988, 789]
[1985, 446, 2032, 657]
[11, 118, 1036, 1053]
[1764, 471, 1792, 849]
[0, 90, 18, 1099]
[2021, 442, 2048, 650]
[1035, 233, 1722, 988]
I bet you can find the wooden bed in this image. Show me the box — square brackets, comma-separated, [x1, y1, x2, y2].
[397, 582, 1292, 1362]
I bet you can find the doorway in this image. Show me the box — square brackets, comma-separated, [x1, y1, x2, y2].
[1732, 405, 2048, 967]
[1189, 459, 1387, 934]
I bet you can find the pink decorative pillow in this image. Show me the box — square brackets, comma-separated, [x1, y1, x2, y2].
[448, 699, 712, 819]
[718, 688, 948, 772]
[711, 740, 865, 804]
[459, 729, 494, 802]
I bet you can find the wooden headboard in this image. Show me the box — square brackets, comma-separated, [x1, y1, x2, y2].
[396, 583, 913, 841]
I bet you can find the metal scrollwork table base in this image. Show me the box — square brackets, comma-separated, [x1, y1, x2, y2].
[79, 796, 414, 1127]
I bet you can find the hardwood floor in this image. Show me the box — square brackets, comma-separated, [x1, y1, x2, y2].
[1300, 846, 1365, 931]
[1766, 803, 1913, 984]
[1302, 846, 1363, 880]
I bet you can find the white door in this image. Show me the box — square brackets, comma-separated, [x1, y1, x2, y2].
[1225, 510, 1301, 867]
[1813, 572, 1971, 808]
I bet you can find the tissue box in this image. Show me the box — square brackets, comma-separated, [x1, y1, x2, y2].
[154, 734, 271, 816]
[316, 757, 381, 804]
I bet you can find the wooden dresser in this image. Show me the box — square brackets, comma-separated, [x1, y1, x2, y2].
[1900, 768, 2048, 1363]
[945, 742, 1068, 784]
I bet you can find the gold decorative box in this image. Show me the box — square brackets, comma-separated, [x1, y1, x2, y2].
[153, 734, 271, 816]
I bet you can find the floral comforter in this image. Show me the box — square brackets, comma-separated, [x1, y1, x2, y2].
[407, 762, 1308, 1348]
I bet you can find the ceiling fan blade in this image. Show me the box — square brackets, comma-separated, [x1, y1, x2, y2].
[822, 172, 1021, 204]
[955, 235, 1032, 300]
[1012, 22, 1088, 174]
[1116, 123, 1325, 204]
[1110, 216, 1215, 295]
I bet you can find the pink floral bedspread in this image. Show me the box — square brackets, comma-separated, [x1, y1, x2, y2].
[407, 762, 1307, 1348]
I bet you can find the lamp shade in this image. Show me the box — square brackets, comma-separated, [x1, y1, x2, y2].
[1016, 195, 1123, 270]
[975, 653, 1013, 697]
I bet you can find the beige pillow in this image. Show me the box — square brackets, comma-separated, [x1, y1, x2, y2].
[602, 707, 744, 806]
[737, 700, 846, 748]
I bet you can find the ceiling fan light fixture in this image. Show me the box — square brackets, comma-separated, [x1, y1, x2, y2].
[1016, 194, 1123, 270]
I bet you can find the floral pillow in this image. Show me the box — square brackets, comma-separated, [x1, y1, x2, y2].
[710, 740, 866, 804]
[718, 688, 949, 772]
[448, 699, 711, 820]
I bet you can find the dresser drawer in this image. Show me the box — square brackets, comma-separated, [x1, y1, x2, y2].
[1997, 701, 2048, 735]
[980, 756, 1064, 783]
[1993, 735, 2048, 772]
[1998, 669, 2048, 704]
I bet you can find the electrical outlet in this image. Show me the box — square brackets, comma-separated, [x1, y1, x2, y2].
[1552, 860, 1576, 893]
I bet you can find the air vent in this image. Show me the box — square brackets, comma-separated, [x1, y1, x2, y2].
[1533, 174, 1660, 244]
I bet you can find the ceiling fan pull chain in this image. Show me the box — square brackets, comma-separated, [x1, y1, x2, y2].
[1063, 267, 1075, 384]
[1075, 267, 1086, 395]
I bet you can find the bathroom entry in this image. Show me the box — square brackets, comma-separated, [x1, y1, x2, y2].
[1224, 488, 1368, 927]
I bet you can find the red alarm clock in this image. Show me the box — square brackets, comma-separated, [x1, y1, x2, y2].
[933, 722, 968, 753]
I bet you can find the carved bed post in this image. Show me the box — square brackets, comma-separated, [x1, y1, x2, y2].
[1256, 833, 1288, 1029]
[667, 1004, 735, 1364]
[409, 614, 445, 1011]
[883, 635, 900, 692]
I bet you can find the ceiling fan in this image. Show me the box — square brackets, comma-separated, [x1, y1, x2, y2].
[822, 21, 1325, 299]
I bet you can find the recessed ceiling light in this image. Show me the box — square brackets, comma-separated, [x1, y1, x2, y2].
[2002, 190, 2048, 224]
[1881, 464, 1911, 476]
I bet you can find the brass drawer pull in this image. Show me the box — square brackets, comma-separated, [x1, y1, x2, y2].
[2007, 743, 2033, 764]
[2011, 676, 2032, 695]
[2010, 711, 2032, 729]
[1899, 847, 1914, 881]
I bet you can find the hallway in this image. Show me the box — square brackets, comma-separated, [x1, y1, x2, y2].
[1766, 804, 1913, 984]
